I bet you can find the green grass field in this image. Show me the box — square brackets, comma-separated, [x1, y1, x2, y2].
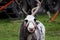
[0, 14, 60, 40]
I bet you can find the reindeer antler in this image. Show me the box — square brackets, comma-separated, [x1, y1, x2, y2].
[32, 0, 43, 16]
[15, 0, 28, 15]
[22, 8, 28, 15]
[15, 0, 20, 6]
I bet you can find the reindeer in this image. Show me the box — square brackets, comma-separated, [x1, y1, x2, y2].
[20, 0, 45, 40]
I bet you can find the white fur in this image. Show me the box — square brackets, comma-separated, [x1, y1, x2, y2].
[27, 22, 34, 31]
[25, 15, 36, 32]
[25, 15, 45, 40]
[35, 20, 45, 40]
[25, 15, 35, 21]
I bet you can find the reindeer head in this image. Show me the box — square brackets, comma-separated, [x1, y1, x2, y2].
[24, 15, 37, 33]
[22, 0, 43, 33]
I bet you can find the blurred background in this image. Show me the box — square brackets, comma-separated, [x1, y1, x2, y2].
[0, 0, 60, 40]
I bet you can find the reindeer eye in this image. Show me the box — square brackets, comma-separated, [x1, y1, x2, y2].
[34, 19, 36, 22]
[25, 20, 28, 23]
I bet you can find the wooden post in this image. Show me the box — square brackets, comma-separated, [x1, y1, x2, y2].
[0, 0, 14, 11]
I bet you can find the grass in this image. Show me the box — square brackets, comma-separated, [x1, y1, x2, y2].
[0, 14, 60, 40]
[37, 14, 60, 40]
